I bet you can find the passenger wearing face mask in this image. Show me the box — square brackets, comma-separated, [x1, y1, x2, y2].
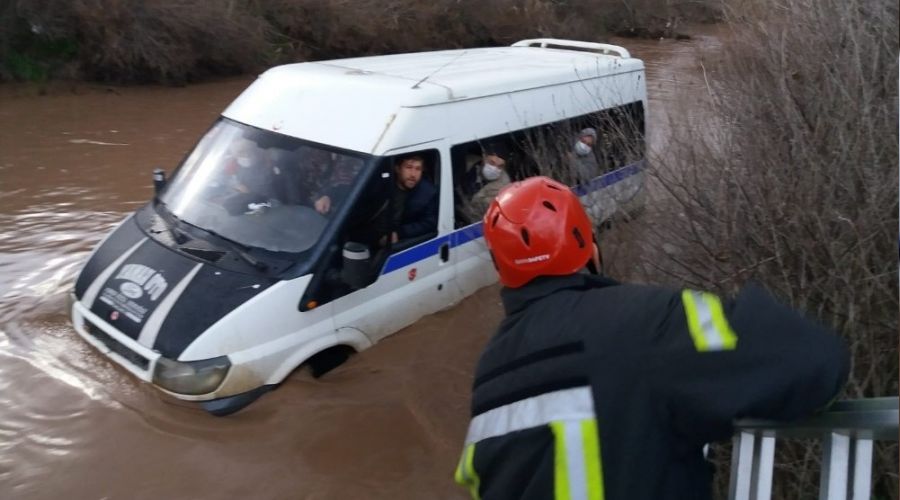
[228, 140, 270, 195]
[569, 127, 601, 183]
[220, 138, 278, 214]
[468, 143, 512, 219]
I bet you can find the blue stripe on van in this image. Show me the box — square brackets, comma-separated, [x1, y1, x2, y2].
[380, 160, 643, 275]
[382, 234, 452, 274]
[452, 222, 485, 246]
[572, 159, 644, 197]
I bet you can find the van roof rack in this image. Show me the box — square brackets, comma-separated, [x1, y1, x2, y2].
[511, 39, 631, 59]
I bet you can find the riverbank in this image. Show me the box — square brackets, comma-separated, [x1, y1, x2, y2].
[0, 0, 720, 84]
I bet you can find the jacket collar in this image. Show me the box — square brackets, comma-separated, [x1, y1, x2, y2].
[500, 273, 620, 315]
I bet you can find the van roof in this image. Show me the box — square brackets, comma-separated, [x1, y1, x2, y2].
[262, 44, 643, 108]
[222, 42, 645, 154]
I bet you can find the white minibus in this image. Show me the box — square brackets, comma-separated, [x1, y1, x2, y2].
[69, 39, 647, 414]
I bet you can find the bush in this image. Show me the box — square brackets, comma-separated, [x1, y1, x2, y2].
[606, 0, 899, 497]
[2, 0, 269, 83]
[0, 0, 721, 83]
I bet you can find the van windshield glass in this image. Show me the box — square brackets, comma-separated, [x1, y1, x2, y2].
[159, 118, 370, 253]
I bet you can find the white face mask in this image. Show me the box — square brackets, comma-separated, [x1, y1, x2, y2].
[482, 163, 503, 181]
[574, 140, 592, 157]
[237, 156, 253, 168]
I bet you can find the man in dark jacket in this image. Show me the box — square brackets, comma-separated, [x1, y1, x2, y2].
[392, 154, 438, 242]
[455, 176, 849, 500]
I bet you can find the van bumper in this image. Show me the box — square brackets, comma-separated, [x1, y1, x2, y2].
[70, 295, 262, 402]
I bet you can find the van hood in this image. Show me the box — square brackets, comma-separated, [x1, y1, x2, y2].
[74, 217, 277, 359]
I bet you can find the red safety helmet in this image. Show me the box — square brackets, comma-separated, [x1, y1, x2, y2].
[483, 176, 594, 288]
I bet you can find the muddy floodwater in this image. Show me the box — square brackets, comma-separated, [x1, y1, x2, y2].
[0, 30, 720, 499]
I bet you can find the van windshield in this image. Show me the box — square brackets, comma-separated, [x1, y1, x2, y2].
[159, 118, 370, 253]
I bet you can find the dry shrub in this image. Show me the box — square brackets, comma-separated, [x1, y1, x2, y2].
[6, 0, 268, 82]
[594, 0, 722, 38]
[604, 0, 898, 497]
[255, 0, 721, 60]
[2, 0, 721, 83]
[254, 0, 604, 60]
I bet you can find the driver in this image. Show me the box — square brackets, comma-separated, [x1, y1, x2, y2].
[313, 155, 364, 216]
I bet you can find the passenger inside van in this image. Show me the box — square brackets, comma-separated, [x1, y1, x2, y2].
[382, 154, 438, 246]
[454, 141, 512, 225]
[312, 155, 364, 216]
[220, 138, 279, 215]
[346, 153, 438, 251]
[467, 143, 512, 220]
[569, 127, 601, 182]
[294, 145, 334, 204]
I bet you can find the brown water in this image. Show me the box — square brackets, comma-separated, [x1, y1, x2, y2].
[0, 31, 720, 500]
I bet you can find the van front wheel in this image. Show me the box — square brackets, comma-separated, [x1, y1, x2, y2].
[307, 345, 354, 378]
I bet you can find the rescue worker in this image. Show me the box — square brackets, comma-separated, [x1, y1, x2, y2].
[455, 176, 849, 500]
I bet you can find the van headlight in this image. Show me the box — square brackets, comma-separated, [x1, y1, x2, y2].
[152, 356, 231, 395]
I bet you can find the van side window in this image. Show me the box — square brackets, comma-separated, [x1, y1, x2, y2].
[451, 137, 516, 228]
[448, 102, 646, 229]
[513, 101, 646, 184]
[514, 121, 585, 184]
[300, 149, 440, 308]
[344, 149, 440, 253]
[594, 101, 645, 171]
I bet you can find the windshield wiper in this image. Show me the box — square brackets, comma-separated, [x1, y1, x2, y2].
[154, 200, 190, 244]
[194, 226, 268, 271]
[156, 201, 268, 271]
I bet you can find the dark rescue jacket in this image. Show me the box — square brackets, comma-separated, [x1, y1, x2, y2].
[455, 274, 849, 500]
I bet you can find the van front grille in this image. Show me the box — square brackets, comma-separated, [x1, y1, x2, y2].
[84, 320, 150, 371]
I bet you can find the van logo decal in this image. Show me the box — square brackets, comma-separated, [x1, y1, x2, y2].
[98, 264, 170, 324]
[408, 268, 417, 281]
[120, 282, 143, 299]
[113, 264, 168, 301]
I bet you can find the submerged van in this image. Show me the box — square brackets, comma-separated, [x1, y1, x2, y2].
[69, 39, 648, 415]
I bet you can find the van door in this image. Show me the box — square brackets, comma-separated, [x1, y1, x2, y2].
[327, 147, 462, 343]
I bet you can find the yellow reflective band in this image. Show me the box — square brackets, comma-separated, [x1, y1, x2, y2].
[454, 443, 481, 500]
[551, 421, 572, 500]
[454, 448, 466, 486]
[682, 290, 709, 351]
[707, 292, 738, 350]
[551, 419, 605, 500]
[681, 290, 738, 352]
[581, 419, 605, 500]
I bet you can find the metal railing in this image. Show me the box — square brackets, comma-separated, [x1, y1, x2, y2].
[729, 397, 898, 500]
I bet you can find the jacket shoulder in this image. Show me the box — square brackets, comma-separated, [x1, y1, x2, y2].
[412, 178, 437, 202]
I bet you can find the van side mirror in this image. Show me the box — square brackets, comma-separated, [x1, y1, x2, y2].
[153, 168, 167, 195]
